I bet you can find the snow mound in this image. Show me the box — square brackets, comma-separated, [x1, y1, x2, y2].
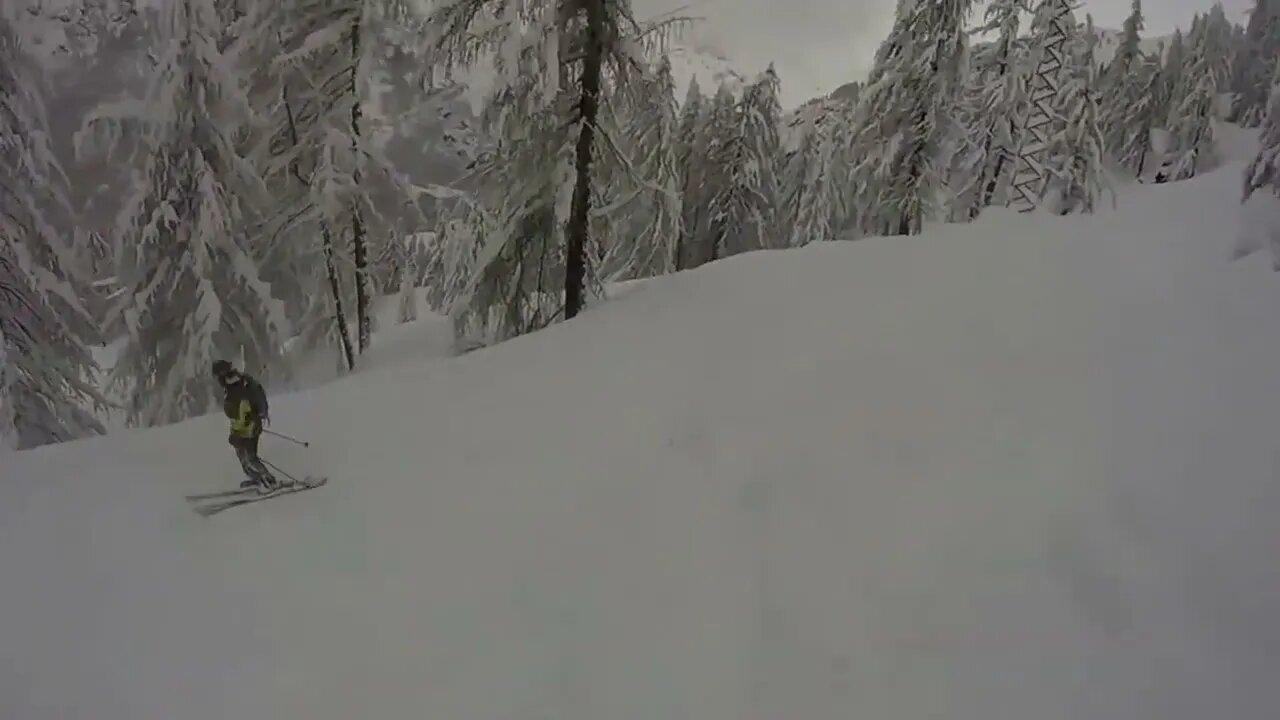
[5, 160, 1280, 719]
[286, 288, 455, 392]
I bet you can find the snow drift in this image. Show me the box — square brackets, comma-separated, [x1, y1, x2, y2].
[4, 159, 1280, 720]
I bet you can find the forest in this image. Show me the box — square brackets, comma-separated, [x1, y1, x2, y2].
[2, 0, 1278, 449]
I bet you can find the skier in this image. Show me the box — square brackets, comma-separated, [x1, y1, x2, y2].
[211, 359, 281, 492]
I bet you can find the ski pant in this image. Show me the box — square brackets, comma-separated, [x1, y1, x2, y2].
[231, 433, 275, 485]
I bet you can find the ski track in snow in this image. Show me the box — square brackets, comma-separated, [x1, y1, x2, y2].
[4, 159, 1280, 719]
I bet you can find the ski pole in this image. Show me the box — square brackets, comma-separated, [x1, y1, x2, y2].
[262, 458, 303, 484]
[264, 428, 310, 447]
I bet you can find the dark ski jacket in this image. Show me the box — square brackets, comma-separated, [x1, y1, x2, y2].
[223, 374, 269, 440]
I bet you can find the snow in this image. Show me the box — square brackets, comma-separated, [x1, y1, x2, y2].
[1214, 121, 1263, 165]
[85, 289, 457, 428]
[5, 154, 1280, 719]
[285, 288, 456, 391]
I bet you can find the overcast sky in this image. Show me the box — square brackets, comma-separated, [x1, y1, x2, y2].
[635, 0, 1255, 106]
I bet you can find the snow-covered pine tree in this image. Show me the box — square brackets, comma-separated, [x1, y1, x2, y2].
[780, 101, 835, 246]
[851, 0, 975, 235]
[420, 209, 485, 326]
[1165, 13, 1220, 181]
[1230, 0, 1279, 126]
[940, 49, 984, 222]
[594, 54, 681, 280]
[824, 96, 859, 233]
[1200, 4, 1236, 91]
[1237, 66, 1280, 265]
[686, 82, 737, 266]
[679, 81, 720, 263]
[74, 0, 287, 427]
[1118, 50, 1165, 176]
[426, 0, 663, 321]
[946, 0, 1027, 220]
[396, 227, 420, 324]
[1107, 0, 1144, 82]
[1100, 0, 1158, 174]
[706, 65, 782, 257]
[673, 76, 706, 270]
[453, 79, 574, 343]
[1158, 28, 1186, 122]
[1041, 12, 1109, 214]
[0, 9, 106, 448]
[219, 1, 349, 371]
[265, 0, 427, 365]
[1243, 64, 1280, 200]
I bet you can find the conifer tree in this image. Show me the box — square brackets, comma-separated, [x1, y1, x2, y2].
[441, 80, 572, 344]
[673, 76, 706, 270]
[75, 0, 287, 427]
[707, 66, 781, 258]
[425, 0, 662, 321]
[1243, 66, 1280, 200]
[780, 106, 835, 246]
[600, 55, 681, 279]
[1237, 68, 1280, 265]
[689, 82, 736, 265]
[1166, 14, 1220, 180]
[947, 0, 1026, 219]
[266, 0, 425, 366]
[1158, 28, 1186, 124]
[0, 9, 106, 448]
[1231, 0, 1279, 126]
[1200, 4, 1236, 88]
[852, 0, 975, 234]
[1100, 0, 1158, 174]
[1042, 18, 1108, 214]
[1120, 51, 1164, 176]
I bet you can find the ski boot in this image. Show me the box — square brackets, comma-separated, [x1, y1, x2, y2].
[240, 475, 281, 495]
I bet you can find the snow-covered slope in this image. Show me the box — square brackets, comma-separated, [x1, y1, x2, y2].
[6, 157, 1280, 719]
[83, 289, 457, 431]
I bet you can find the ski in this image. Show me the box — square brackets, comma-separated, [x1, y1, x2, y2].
[185, 487, 259, 502]
[189, 476, 328, 517]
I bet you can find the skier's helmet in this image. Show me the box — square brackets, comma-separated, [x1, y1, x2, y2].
[211, 359, 234, 382]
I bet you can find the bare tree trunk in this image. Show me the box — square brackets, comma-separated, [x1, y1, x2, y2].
[564, 0, 605, 320]
[675, 160, 697, 271]
[352, 208, 370, 352]
[898, 110, 928, 236]
[350, 12, 371, 351]
[322, 223, 356, 371]
[981, 149, 1008, 209]
[282, 84, 355, 372]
